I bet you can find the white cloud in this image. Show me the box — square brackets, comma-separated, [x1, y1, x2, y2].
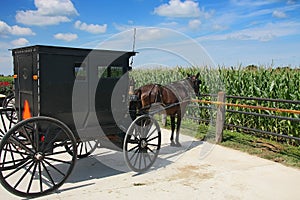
[188, 19, 201, 30]
[0, 20, 35, 36]
[74, 20, 107, 34]
[54, 33, 78, 41]
[212, 24, 228, 31]
[34, 0, 78, 16]
[198, 21, 300, 42]
[287, 0, 296, 5]
[16, 12, 71, 26]
[160, 21, 179, 27]
[16, 0, 78, 26]
[230, 0, 278, 7]
[272, 10, 287, 18]
[154, 0, 201, 18]
[136, 28, 170, 41]
[11, 38, 29, 46]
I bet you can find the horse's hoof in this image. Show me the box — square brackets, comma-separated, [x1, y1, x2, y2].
[170, 141, 177, 146]
[170, 141, 181, 147]
[175, 142, 182, 147]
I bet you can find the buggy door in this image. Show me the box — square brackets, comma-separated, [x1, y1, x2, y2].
[95, 66, 129, 128]
[14, 51, 38, 119]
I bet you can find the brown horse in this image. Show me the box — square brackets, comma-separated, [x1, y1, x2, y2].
[130, 73, 201, 147]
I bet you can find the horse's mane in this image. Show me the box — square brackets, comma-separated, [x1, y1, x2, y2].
[163, 78, 195, 103]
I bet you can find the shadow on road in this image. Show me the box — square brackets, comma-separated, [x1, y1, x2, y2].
[65, 139, 203, 185]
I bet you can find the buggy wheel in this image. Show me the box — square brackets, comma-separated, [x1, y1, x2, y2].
[2, 94, 18, 124]
[0, 108, 17, 140]
[0, 116, 77, 198]
[65, 140, 98, 158]
[124, 115, 161, 173]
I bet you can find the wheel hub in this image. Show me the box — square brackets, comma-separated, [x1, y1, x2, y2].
[140, 139, 147, 149]
[34, 152, 44, 161]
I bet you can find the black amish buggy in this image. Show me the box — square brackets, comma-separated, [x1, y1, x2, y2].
[0, 45, 161, 198]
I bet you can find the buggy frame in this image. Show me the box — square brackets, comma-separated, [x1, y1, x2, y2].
[0, 45, 161, 198]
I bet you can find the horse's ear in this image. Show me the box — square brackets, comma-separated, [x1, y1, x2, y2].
[196, 72, 200, 79]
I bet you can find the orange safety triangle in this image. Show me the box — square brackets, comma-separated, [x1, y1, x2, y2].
[22, 100, 32, 120]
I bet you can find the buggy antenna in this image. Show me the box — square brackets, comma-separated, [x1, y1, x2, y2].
[130, 28, 136, 66]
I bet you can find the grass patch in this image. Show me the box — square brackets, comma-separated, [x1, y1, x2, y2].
[221, 130, 300, 168]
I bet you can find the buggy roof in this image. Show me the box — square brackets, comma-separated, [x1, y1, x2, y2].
[12, 45, 137, 57]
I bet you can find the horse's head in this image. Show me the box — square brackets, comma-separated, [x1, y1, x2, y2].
[187, 73, 201, 96]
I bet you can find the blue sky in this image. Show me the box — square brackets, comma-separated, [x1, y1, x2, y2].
[0, 0, 299, 75]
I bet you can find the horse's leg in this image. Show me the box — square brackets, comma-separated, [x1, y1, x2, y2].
[170, 115, 176, 146]
[175, 113, 182, 147]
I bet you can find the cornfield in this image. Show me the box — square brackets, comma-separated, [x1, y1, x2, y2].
[130, 66, 300, 139]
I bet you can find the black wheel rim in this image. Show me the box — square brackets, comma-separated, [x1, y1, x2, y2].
[0, 117, 77, 198]
[124, 115, 161, 172]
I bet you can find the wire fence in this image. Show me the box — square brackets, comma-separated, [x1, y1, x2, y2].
[186, 93, 300, 142]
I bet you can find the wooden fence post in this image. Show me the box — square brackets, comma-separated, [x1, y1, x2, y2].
[215, 91, 226, 143]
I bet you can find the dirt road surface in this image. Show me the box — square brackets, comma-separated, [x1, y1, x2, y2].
[1, 128, 300, 200]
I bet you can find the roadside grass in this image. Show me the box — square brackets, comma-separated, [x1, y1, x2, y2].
[221, 130, 300, 168]
[157, 115, 300, 169]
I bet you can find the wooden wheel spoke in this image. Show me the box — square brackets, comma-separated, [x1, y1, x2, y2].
[43, 159, 67, 177]
[10, 141, 31, 157]
[146, 135, 159, 143]
[144, 152, 152, 163]
[1, 144, 9, 167]
[133, 149, 140, 167]
[3, 159, 32, 179]
[142, 153, 147, 169]
[129, 148, 140, 162]
[45, 150, 68, 156]
[138, 151, 142, 169]
[44, 157, 71, 165]
[41, 161, 56, 186]
[128, 144, 139, 152]
[0, 114, 7, 133]
[9, 136, 34, 155]
[27, 162, 38, 193]
[87, 141, 93, 149]
[1, 157, 30, 166]
[79, 142, 83, 155]
[146, 128, 157, 140]
[38, 162, 43, 193]
[147, 143, 159, 147]
[13, 161, 35, 189]
[146, 146, 156, 154]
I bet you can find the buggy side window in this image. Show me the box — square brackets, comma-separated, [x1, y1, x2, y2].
[98, 66, 123, 78]
[110, 66, 123, 78]
[74, 62, 87, 80]
[98, 66, 108, 78]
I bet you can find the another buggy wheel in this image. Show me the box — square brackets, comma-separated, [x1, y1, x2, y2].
[2, 93, 14, 108]
[0, 116, 77, 198]
[124, 115, 161, 173]
[2, 93, 18, 124]
[65, 140, 98, 158]
[0, 108, 17, 139]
